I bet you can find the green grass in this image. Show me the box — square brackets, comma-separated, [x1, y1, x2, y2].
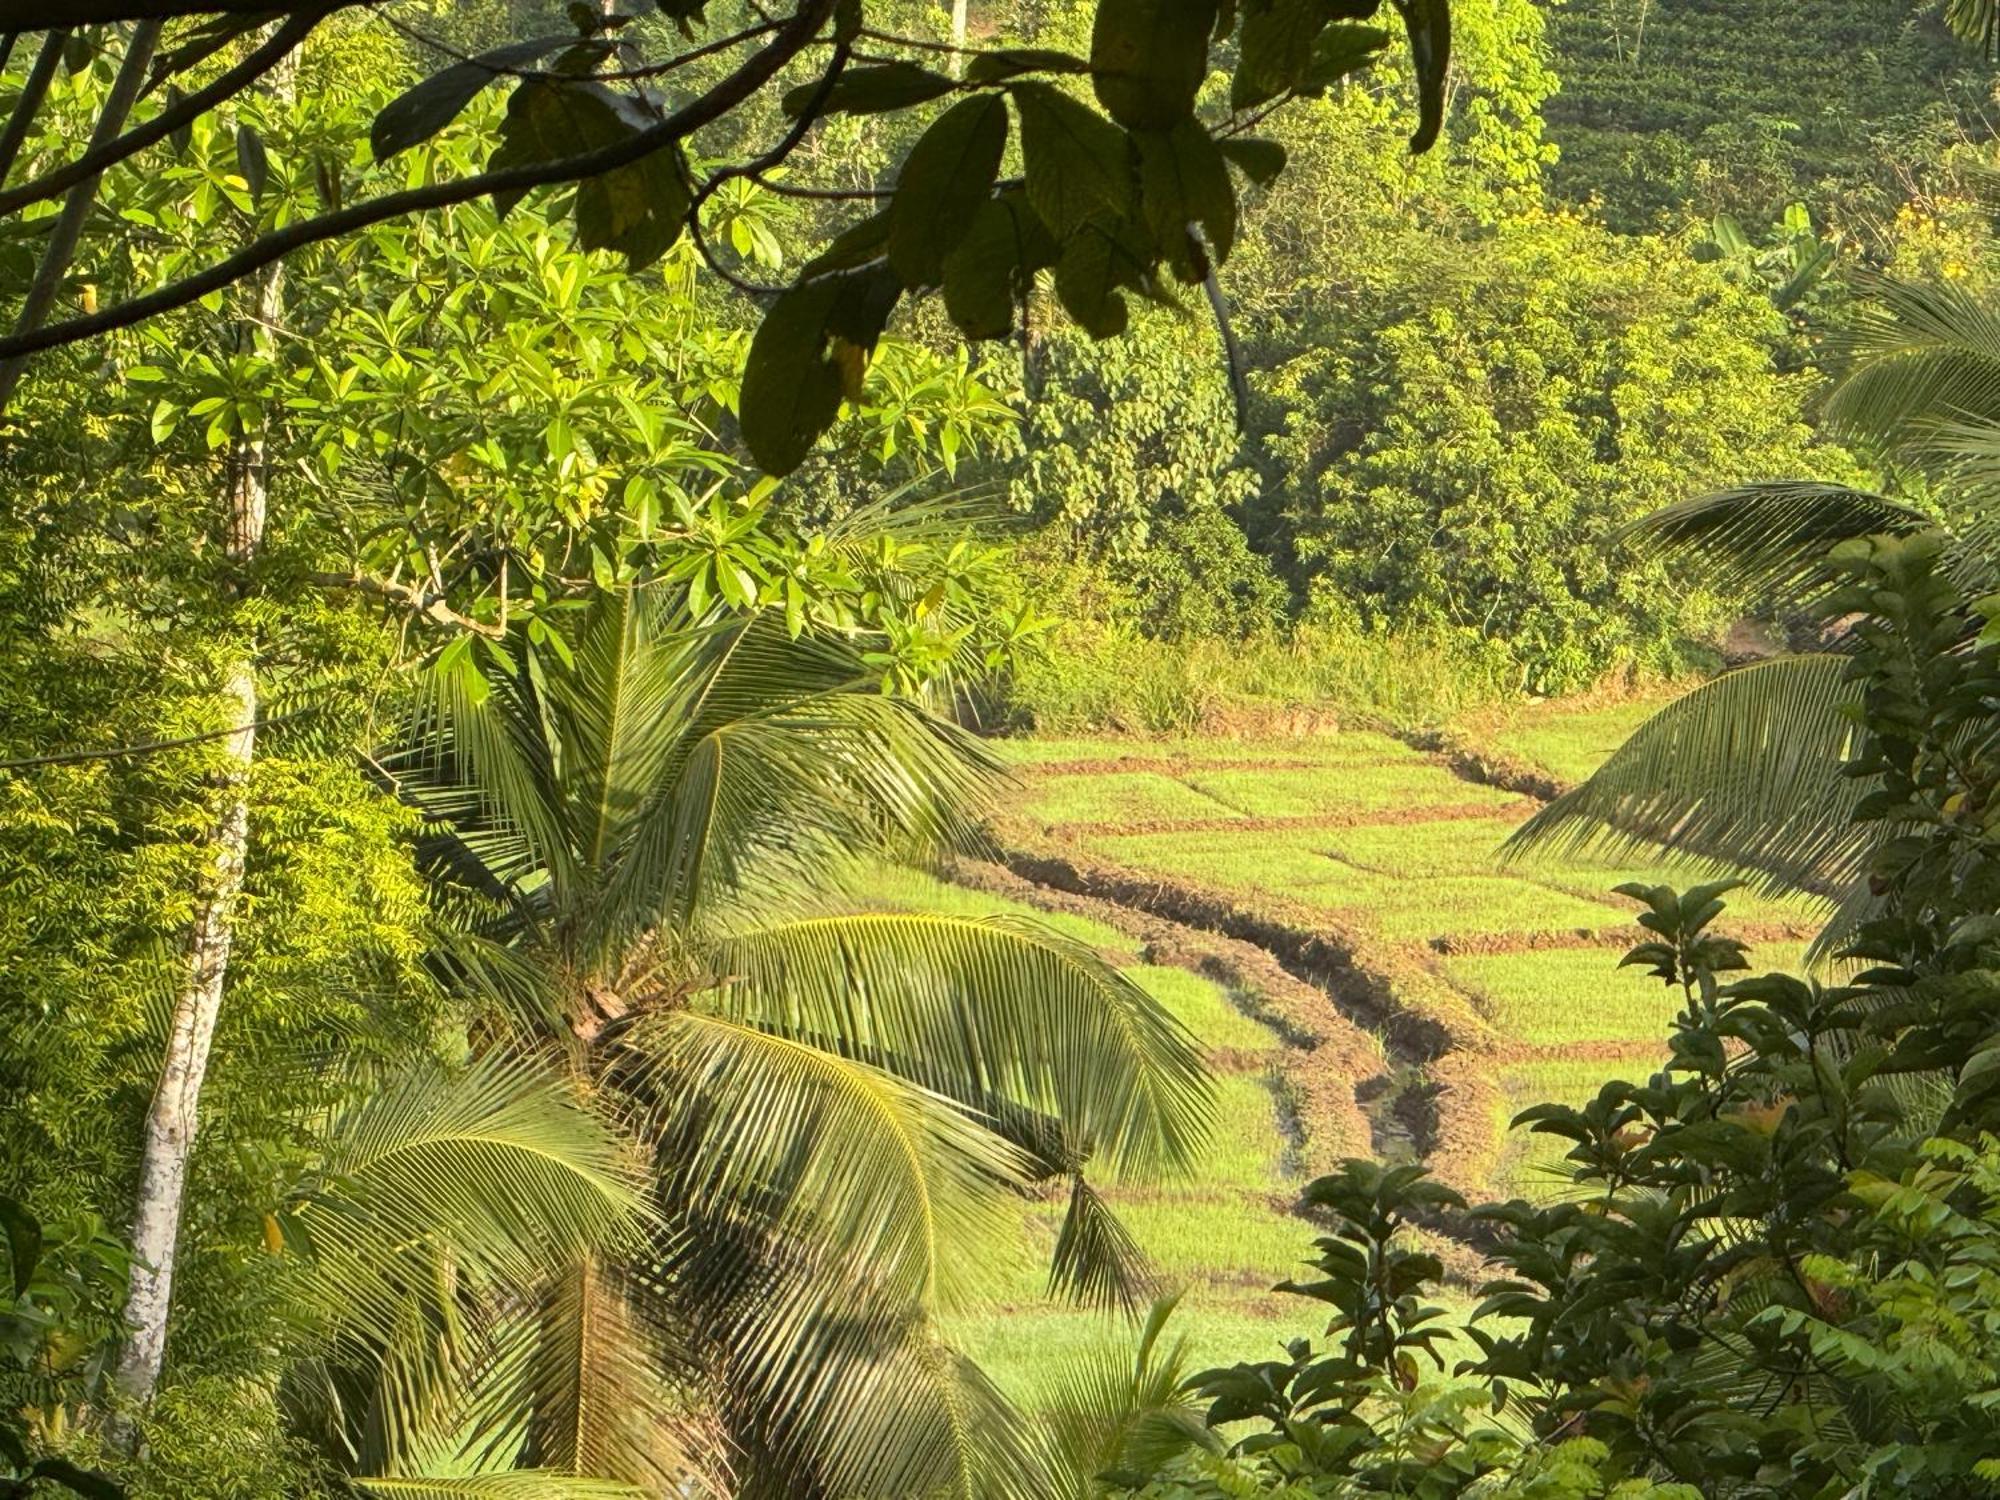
[1439, 948, 1686, 1045]
[1349, 876, 1632, 941]
[1132, 965, 1283, 1055]
[989, 730, 1426, 769]
[1183, 763, 1519, 819]
[1019, 770, 1241, 825]
[1477, 697, 1677, 785]
[1323, 817, 1523, 877]
[1089, 830, 1386, 905]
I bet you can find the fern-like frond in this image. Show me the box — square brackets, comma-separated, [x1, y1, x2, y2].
[1503, 655, 1868, 900]
[620, 1011, 1027, 1314]
[354, 1475, 643, 1500]
[702, 911, 1212, 1179]
[1826, 275, 2000, 455]
[1623, 483, 1931, 602]
[300, 1054, 645, 1346]
[1047, 1177, 1157, 1313]
[1030, 1292, 1212, 1499]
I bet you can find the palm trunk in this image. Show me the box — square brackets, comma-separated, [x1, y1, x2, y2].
[112, 45, 291, 1414]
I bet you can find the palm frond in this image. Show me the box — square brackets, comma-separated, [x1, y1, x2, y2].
[722, 1315, 1049, 1500]
[516, 1255, 722, 1492]
[1048, 1177, 1156, 1313]
[299, 1053, 646, 1346]
[353, 1475, 643, 1500]
[1826, 275, 2000, 454]
[621, 1011, 1028, 1313]
[1622, 483, 1932, 602]
[702, 911, 1213, 1178]
[1030, 1291, 1212, 1499]
[1503, 655, 1869, 900]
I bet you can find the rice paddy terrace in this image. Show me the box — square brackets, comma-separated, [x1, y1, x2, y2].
[880, 698, 1826, 1400]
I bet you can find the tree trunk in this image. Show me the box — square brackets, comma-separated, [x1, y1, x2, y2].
[949, 0, 968, 75]
[112, 42, 292, 1416]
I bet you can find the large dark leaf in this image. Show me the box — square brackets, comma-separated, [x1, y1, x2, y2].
[740, 267, 901, 474]
[783, 61, 956, 118]
[372, 35, 573, 162]
[887, 93, 1009, 288]
[1012, 80, 1133, 236]
[1091, 0, 1218, 129]
[489, 80, 689, 270]
[1054, 218, 1151, 338]
[1393, 0, 1451, 152]
[0, 1194, 40, 1298]
[1137, 118, 1235, 276]
[1232, 0, 1330, 108]
[941, 191, 1059, 339]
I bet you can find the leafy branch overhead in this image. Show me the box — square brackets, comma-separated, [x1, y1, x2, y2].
[0, 0, 1452, 474]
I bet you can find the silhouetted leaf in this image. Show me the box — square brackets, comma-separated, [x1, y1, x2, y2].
[1012, 80, 1133, 235]
[372, 35, 571, 161]
[741, 267, 902, 473]
[888, 93, 1009, 288]
[784, 61, 957, 118]
[1091, 0, 1218, 128]
[1137, 118, 1235, 276]
[942, 191, 1059, 338]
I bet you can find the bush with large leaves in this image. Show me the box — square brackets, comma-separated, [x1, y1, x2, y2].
[366, 586, 1212, 1497]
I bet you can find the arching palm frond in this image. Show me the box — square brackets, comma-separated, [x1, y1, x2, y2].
[1623, 483, 1932, 602]
[600, 683, 997, 966]
[722, 1312, 1050, 1500]
[1029, 1292, 1213, 1500]
[353, 1476, 643, 1500]
[299, 1054, 647, 1349]
[1504, 655, 1868, 899]
[1826, 275, 2000, 453]
[623, 1011, 1028, 1316]
[1046, 1177, 1157, 1313]
[702, 912, 1213, 1178]
[514, 1255, 722, 1492]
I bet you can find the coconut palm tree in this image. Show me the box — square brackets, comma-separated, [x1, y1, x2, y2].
[1508, 275, 2000, 927]
[339, 583, 1211, 1498]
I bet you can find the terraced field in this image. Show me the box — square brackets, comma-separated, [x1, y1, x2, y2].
[904, 697, 1828, 1397]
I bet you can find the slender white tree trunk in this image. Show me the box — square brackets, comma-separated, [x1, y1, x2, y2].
[113, 46, 291, 1414]
[949, 0, 968, 74]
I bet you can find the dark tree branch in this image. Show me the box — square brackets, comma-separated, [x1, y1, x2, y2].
[0, 709, 316, 770]
[0, 20, 161, 409]
[0, 1, 343, 23]
[0, 29, 69, 185]
[0, 7, 328, 217]
[0, 0, 840, 363]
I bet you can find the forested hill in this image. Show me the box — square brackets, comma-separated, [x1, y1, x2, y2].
[1542, 0, 1989, 230]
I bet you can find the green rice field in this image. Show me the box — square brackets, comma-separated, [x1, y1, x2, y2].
[884, 695, 1829, 1398]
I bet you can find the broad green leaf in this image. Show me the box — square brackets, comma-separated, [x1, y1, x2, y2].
[801, 211, 890, 277]
[488, 80, 688, 269]
[1054, 219, 1150, 338]
[783, 61, 957, 118]
[1300, 22, 1390, 92]
[888, 93, 1009, 288]
[1217, 135, 1286, 184]
[740, 267, 901, 474]
[1091, 0, 1218, 129]
[235, 123, 268, 202]
[371, 35, 571, 161]
[1012, 80, 1133, 236]
[942, 191, 1060, 339]
[965, 47, 1089, 83]
[1232, 0, 1331, 108]
[1137, 118, 1235, 276]
[0, 1194, 40, 1298]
